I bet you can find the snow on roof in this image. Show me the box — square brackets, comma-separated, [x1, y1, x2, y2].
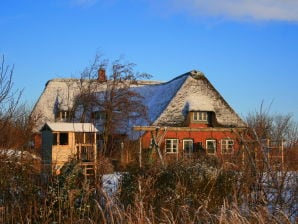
[150, 72, 246, 127]
[185, 94, 215, 112]
[133, 74, 188, 124]
[33, 70, 246, 136]
[42, 122, 98, 132]
[31, 78, 164, 132]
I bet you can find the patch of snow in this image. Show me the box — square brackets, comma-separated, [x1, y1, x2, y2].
[102, 173, 122, 196]
[185, 94, 215, 111]
[0, 149, 41, 160]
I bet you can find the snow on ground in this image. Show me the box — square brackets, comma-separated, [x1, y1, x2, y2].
[0, 149, 41, 161]
[102, 173, 122, 196]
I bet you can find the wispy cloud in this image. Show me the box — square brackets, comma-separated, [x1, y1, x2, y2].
[153, 0, 298, 22]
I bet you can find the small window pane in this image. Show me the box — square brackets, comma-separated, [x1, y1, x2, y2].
[166, 140, 172, 153]
[172, 139, 178, 153]
[165, 139, 179, 153]
[60, 133, 68, 145]
[206, 140, 216, 154]
[183, 140, 193, 154]
[221, 139, 234, 154]
[193, 112, 208, 122]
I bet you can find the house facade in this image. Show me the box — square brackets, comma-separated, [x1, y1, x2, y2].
[133, 71, 248, 162]
[32, 70, 248, 167]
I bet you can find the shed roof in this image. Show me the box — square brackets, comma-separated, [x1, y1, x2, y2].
[40, 122, 98, 132]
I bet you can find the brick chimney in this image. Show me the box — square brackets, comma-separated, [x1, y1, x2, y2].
[98, 68, 107, 82]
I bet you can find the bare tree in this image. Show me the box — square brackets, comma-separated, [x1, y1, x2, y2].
[0, 55, 40, 150]
[243, 104, 298, 220]
[246, 103, 298, 148]
[73, 54, 151, 156]
[0, 55, 22, 127]
[0, 55, 23, 148]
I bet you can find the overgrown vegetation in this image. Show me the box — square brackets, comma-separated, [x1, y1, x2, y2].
[0, 55, 297, 223]
[0, 155, 296, 223]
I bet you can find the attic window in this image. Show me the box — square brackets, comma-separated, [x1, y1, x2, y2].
[91, 111, 106, 121]
[193, 111, 208, 122]
[56, 110, 73, 121]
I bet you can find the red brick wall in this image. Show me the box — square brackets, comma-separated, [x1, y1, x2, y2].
[141, 129, 241, 158]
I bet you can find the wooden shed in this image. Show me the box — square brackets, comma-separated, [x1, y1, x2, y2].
[40, 122, 98, 174]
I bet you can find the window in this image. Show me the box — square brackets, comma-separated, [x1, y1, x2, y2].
[221, 139, 234, 154]
[75, 132, 95, 144]
[193, 111, 208, 122]
[165, 139, 178, 153]
[59, 133, 68, 145]
[206, 139, 216, 154]
[52, 132, 69, 145]
[183, 139, 193, 154]
[91, 111, 106, 121]
[80, 146, 94, 162]
[56, 110, 72, 121]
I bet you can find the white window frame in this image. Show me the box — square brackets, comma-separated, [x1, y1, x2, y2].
[165, 139, 179, 154]
[193, 111, 208, 122]
[183, 139, 193, 155]
[206, 139, 216, 154]
[221, 139, 234, 154]
[61, 111, 68, 119]
[56, 110, 71, 121]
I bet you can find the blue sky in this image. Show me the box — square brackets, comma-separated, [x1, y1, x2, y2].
[1, 0, 298, 121]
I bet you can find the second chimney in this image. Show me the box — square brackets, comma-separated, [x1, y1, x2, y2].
[98, 68, 107, 82]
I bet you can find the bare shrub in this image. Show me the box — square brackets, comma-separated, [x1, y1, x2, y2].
[119, 157, 240, 221]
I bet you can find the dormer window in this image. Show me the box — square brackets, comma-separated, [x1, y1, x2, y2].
[56, 110, 73, 121]
[91, 111, 106, 121]
[193, 111, 208, 122]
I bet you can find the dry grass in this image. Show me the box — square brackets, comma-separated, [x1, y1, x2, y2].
[0, 155, 296, 223]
